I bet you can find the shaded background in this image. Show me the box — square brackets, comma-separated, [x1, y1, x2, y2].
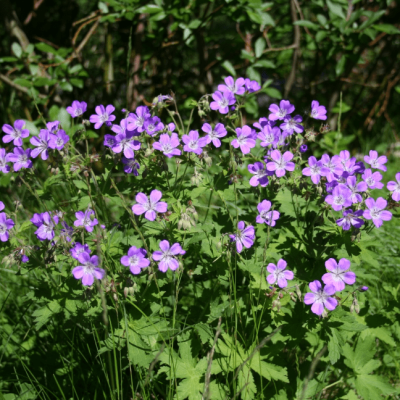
[1, 0, 400, 155]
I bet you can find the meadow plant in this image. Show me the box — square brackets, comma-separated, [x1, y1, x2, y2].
[0, 74, 399, 399]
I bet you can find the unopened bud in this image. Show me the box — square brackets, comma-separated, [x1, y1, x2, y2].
[295, 285, 302, 301]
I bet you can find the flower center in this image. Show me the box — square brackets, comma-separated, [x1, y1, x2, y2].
[366, 177, 374, 186]
[75, 108, 82, 116]
[20, 155, 28, 162]
[100, 113, 109, 122]
[188, 140, 197, 149]
[371, 207, 381, 219]
[219, 98, 228, 107]
[209, 130, 218, 139]
[334, 195, 344, 205]
[0, 223, 6, 234]
[237, 136, 247, 145]
[129, 255, 139, 266]
[277, 109, 287, 118]
[147, 124, 155, 131]
[310, 165, 320, 174]
[162, 143, 173, 154]
[56, 138, 64, 146]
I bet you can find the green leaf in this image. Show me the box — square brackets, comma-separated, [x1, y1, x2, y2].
[33, 77, 57, 87]
[326, 0, 346, 19]
[355, 374, 396, 400]
[73, 180, 88, 190]
[70, 78, 83, 88]
[13, 78, 32, 88]
[316, 31, 328, 43]
[332, 101, 351, 113]
[32, 300, 62, 330]
[335, 55, 346, 76]
[98, 1, 109, 13]
[372, 24, 400, 34]
[293, 20, 320, 30]
[262, 87, 282, 99]
[136, 4, 163, 14]
[59, 81, 73, 92]
[253, 60, 275, 69]
[328, 328, 343, 364]
[35, 42, 58, 54]
[11, 42, 22, 58]
[221, 60, 236, 77]
[255, 37, 266, 58]
[247, 10, 274, 26]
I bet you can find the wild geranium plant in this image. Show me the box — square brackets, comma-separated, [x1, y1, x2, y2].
[0, 75, 399, 399]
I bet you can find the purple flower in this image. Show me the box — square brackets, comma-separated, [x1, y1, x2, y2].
[266, 150, 295, 178]
[49, 130, 69, 151]
[321, 154, 343, 182]
[152, 240, 185, 272]
[33, 212, 58, 241]
[0, 149, 10, 174]
[218, 76, 245, 95]
[66, 101, 87, 118]
[0, 212, 14, 242]
[268, 100, 295, 121]
[6, 148, 32, 171]
[153, 133, 181, 158]
[122, 157, 140, 175]
[89, 105, 116, 129]
[322, 258, 356, 292]
[0, 202, 4, 211]
[60, 221, 73, 242]
[362, 169, 384, 190]
[325, 185, 352, 211]
[132, 190, 168, 221]
[256, 200, 280, 226]
[304, 280, 337, 315]
[244, 78, 261, 93]
[127, 106, 151, 132]
[280, 115, 303, 135]
[364, 150, 387, 172]
[31, 213, 44, 228]
[363, 197, 392, 228]
[231, 125, 256, 154]
[22, 255, 29, 263]
[302, 156, 329, 185]
[338, 150, 351, 167]
[248, 162, 271, 187]
[182, 130, 208, 155]
[121, 246, 150, 275]
[2, 120, 29, 146]
[72, 253, 105, 286]
[310, 101, 327, 120]
[266, 259, 294, 288]
[30, 130, 50, 160]
[299, 144, 308, 153]
[336, 209, 364, 230]
[229, 221, 255, 253]
[74, 209, 98, 232]
[342, 157, 362, 176]
[253, 117, 273, 131]
[258, 125, 280, 148]
[342, 176, 367, 204]
[45, 121, 61, 134]
[387, 172, 400, 201]
[70, 242, 91, 260]
[210, 90, 236, 114]
[111, 120, 141, 158]
[201, 123, 227, 148]
[144, 116, 164, 136]
[104, 134, 117, 148]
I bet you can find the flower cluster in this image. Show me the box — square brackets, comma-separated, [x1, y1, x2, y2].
[300, 149, 395, 229]
[304, 258, 356, 316]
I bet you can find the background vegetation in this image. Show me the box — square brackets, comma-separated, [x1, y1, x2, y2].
[1, 0, 400, 399]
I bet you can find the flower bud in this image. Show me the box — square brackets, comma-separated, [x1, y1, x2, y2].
[295, 285, 302, 301]
[359, 286, 369, 292]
